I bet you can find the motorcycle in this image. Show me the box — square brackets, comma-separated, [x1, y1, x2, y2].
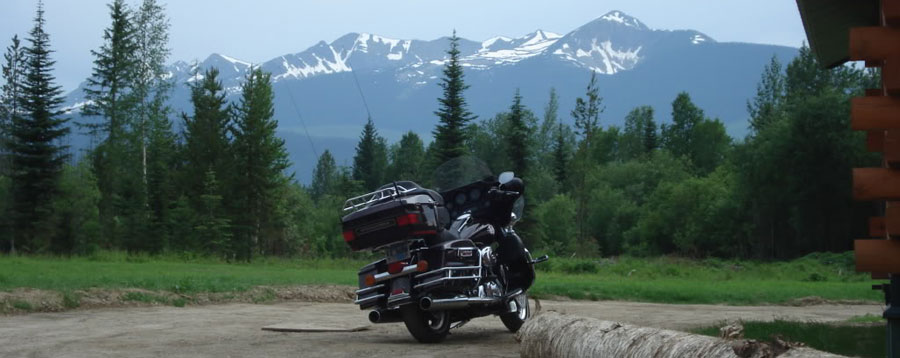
[340, 157, 548, 343]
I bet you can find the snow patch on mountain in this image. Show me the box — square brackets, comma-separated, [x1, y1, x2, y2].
[599, 10, 648, 30]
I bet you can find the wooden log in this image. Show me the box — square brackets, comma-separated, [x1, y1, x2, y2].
[866, 88, 885, 97]
[851, 96, 900, 130]
[888, 202, 900, 237]
[853, 168, 900, 201]
[856, 239, 900, 273]
[873, 272, 890, 279]
[871, 216, 886, 237]
[885, 0, 900, 27]
[849, 27, 900, 61]
[517, 312, 846, 358]
[867, 130, 884, 152]
[887, 130, 900, 167]
[886, 61, 900, 96]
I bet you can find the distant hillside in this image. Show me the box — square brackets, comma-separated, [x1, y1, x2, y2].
[63, 10, 798, 183]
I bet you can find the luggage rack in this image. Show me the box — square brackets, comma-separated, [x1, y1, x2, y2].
[343, 184, 416, 212]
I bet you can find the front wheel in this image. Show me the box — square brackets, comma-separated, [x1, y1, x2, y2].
[402, 306, 450, 343]
[500, 292, 530, 332]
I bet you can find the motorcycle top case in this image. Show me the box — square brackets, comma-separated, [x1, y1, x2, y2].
[342, 194, 440, 251]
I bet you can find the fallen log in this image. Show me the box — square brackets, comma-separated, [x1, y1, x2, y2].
[516, 312, 846, 358]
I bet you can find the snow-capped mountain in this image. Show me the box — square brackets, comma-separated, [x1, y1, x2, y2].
[63, 10, 797, 183]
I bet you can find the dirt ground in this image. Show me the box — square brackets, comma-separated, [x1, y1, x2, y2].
[0, 298, 882, 358]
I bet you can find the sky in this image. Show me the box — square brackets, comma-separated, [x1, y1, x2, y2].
[0, 0, 808, 92]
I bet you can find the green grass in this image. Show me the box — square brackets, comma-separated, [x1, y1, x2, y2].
[848, 313, 884, 324]
[693, 320, 885, 358]
[11, 300, 32, 311]
[0, 251, 883, 305]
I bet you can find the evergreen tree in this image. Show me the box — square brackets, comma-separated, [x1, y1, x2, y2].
[231, 68, 290, 260]
[194, 169, 231, 256]
[387, 131, 426, 183]
[8, 1, 71, 252]
[642, 112, 658, 153]
[506, 89, 531, 176]
[310, 150, 337, 202]
[620, 106, 654, 160]
[432, 30, 476, 165]
[551, 123, 573, 186]
[747, 56, 785, 133]
[1, 35, 25, 174]
[81, 0, 140, 249]
[537, 88, 559, 157]
[662, 92, 702, 158]
[352, 118, 387, 190]
[182, 67, 231, 199]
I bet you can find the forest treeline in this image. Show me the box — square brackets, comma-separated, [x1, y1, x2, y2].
[0, 1, 880, 260]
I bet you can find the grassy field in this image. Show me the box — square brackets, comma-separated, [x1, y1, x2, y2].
[693, 319, 886, 358]
[0, 251, 883, 305]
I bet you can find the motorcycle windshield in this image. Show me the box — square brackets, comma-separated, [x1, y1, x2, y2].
[432, 156, 494, 192]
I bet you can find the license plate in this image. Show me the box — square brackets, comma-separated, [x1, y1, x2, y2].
[386, 243, 409, 263]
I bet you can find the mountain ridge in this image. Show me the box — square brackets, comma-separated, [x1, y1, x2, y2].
[62, 10, 798, 183]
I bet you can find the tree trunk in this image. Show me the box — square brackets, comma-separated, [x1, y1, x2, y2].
[516, 312, 846, 358]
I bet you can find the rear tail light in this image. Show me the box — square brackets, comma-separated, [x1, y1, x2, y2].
[342, 230, 355, 242]
[387, 261, 405, 274]
[395, 213, 419, 227]
[364, 274, 375, 287]
[416, 260, 429, 272]
[391, 288, 406, 295]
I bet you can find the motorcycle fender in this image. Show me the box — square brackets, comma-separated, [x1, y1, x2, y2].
[498, 232, 536, 291]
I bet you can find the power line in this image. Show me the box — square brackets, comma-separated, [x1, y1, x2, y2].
[282, 81, 319, 159]
[348, 59, 374, 123]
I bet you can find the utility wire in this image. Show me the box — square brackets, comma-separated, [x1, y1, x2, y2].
[348, 58, 374, 123]
[282, 81, 319, 159]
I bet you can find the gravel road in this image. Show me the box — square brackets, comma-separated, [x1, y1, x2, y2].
[0, 300, 881, 358]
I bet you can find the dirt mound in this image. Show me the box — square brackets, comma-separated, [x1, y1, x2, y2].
[0, 285, 356, 315]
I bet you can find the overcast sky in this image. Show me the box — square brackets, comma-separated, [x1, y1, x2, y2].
[0, 0, 807, 92]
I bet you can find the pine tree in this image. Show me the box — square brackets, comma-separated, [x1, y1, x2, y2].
[352, 118, 387, 190]
[537, 88, 559, 157]
[81, 0, 140, 248]
[642, 112, 658, 154]
[182, 67, 231, 199]
[432, 30, 476, 165]
[231, 68, 290, 260]
[551, 122, 574, 187]
[662, 92, 703, 158]
[506, 89, 530, 176]
[310, 150, 337, 202]
[387, 131, 426, 183]
[195, 169, 231, 256]
[9, 0, 71, 252]
[2, 36, 25, 163]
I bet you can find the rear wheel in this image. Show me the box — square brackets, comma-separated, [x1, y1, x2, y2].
[500, 292, 529, 332]
[402, 306, 450, 343]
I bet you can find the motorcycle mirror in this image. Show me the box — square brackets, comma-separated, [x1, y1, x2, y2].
[498, 171, 515, 185]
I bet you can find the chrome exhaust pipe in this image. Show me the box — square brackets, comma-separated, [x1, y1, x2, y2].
[368, 309, 403, 323]
[420, 296, 501, 311]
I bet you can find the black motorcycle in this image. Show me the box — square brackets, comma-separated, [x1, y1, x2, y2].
[341, 157, 548, 343]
